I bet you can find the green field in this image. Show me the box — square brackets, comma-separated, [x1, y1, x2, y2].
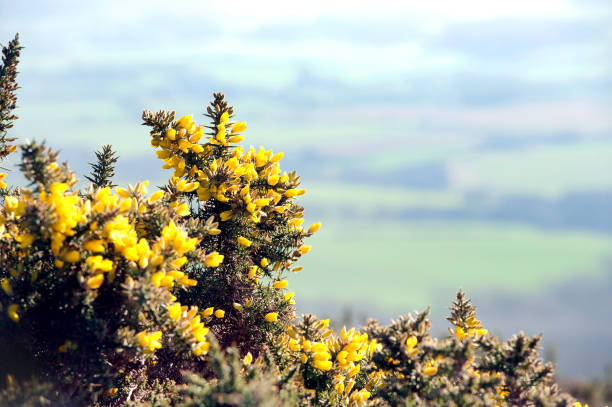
[291, 219, 612, 311]
[302, 182, 465, 213]
[447, 142, 612, 197]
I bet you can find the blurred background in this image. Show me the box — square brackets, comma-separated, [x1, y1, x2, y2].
[2, 0, 611, 381]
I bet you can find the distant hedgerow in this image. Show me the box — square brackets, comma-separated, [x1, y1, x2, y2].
[0, 33, 591, 407]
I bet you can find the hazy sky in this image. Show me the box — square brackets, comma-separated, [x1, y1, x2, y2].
[2, 0, 610, 156]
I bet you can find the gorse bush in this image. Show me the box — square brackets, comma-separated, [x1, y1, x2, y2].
[0, 34, 592, 407]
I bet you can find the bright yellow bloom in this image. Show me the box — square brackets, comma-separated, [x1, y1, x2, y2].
[273, 280, 288, 289]
[456, 326, 467, 340]
[406, 336, 418, 349]
[230, 121, 247, 133]
[176, 202, 190, 217]
[214, 309, 225, 318]
[176, 115, 192, 129]
[135, 330, 163, 352]
[168, 302, 182, 320]
[313, 360, 332, 371]
[260, 258, 269, 267]
[423, 360, 438, 376]
[203, 307, 214, 317]
[149, 190, 165, 202]
[205, 252, 224, 267]
[270, 152, 284, 163]
[83, 240, 105, 253]
[308, 222, 321, 233]
[219, 112, 229, 124]
[87, 274, 104, 289]
[264, 312, 278, 322]
[4, 196, 25, 217]
[86, 256, 113, 272]
[237, 236, 252, 247]
[299, 246, 311, 254]
[0, 173, 7, 189]
[243, 352, 253, 364]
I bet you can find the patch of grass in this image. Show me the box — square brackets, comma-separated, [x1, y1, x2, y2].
[292, 219, 612, 310]
[301, 182, 464, 215]
[447, 142, 612, 197]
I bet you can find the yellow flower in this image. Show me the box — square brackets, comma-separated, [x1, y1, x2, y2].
[4, 196, 25, 217]
[87, 274, 104, 289]
[308, 222, 321, 233]
[313, 360, 332, 371]
[219, 112, 229, 124]
[168, 302, 182, 320]
[83, 240, 105, 253]
[149, 190, 165, 202]
[264, 312, 278, 322]
[86, 256, 114, 272]
[15, 233, 35, 248]
[230, 121, 247, 133]
[348, 364, 360, 377]
[270, 152, 284, 163]
[267, 175, 279, 186]
[205, 252, 224, 267]
[260, 258, 269, 267]
[214, 309, 225, 318]
[176, 115, 192, 129]
[455, 326, 467, 340]
[135, 330, 163, 352]
[237, 236, 252, 247]
[7, 304, 19, 322]
[203, 307, 214, 317]
[273, 280, 288, 289]
[423, 360, 438, 376]
[243, 352, 253, 364]
[0, 173, 7, 189]
[176, 202, 190, 217]
[63, 250, 81, 263]
[284, 292, 295, 301]
[299, 246, 311, 254]
[1, 278, 13, 296]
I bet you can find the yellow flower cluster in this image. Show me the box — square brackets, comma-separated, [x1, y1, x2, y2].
[0, 172, 8, 189]
[283, 320, 381, 402]
[149, 113, 309, 227]
[135, 330, 163, 353]
[452, 315, 488, 341]
[0, 144, 17, 189]
[147, 110, 320, 323]
[40, 182, 88, 256]
[167, 302, 211, 357]
[0, 176, 207, 328]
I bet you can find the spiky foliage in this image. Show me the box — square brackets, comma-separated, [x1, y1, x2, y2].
[85, 144, 119, 188]
[0, 33, 21, 162]
[173, 337, 302, 407]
